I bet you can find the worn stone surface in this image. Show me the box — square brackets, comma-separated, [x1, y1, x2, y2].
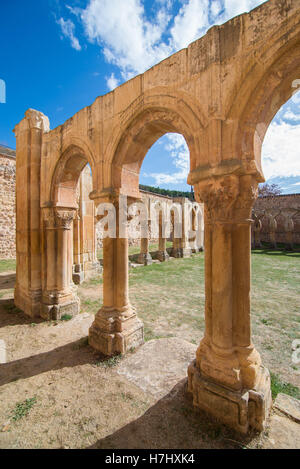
[0, 339, 6, 364]
[117, 338, 197, 399]
[263, 413, 300, 449]
[274, 393, 300, 423]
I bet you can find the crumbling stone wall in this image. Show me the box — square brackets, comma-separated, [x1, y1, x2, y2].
[0, 148, 16, 259]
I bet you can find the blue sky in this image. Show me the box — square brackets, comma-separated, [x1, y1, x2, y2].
[0, 0, 299, 193]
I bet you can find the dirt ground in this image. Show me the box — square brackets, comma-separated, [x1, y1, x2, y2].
[0, 253, 299, 449]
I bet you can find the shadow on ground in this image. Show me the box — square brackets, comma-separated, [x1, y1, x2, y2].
[0, 338, 105, 386]
[0, 299, 44, 328]
[87, 379, 260, 450]
[252, 248, 300, 258]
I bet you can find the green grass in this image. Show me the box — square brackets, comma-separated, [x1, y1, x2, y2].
[97, 242, 172, 259]
[270, 372, 300, 400]
[60, 314, 73, 321]
[11, 397, 37, 422]
[0, 258, 16, 273]
[95, 355, 123, 368]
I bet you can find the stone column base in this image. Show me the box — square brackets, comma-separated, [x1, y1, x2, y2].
[172, 247, 192, 258]
[40, 297, 80, 320]
[89, 310, 144, 356]
[14, 286, 42, 318]
[188, 360, 272, 434]
[157, 250, 169, 262]
[73, 264, 85, 285]
[137, 252, 153, 265]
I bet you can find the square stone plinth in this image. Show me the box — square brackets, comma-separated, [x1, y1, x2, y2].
[89, 317, 144, 356]
[40, 297, 80, 320]
[188, 360, 272, 434]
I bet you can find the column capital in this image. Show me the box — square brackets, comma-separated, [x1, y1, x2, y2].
[194, 174, 258, 223]
[14, 109, 50, 137]
[42, 208, 75, 229]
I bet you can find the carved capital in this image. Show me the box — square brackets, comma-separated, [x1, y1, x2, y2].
[55, 209, 76, 229]
[195, 175, 258, 223]
[43, 208, 75, 229]
[14, 109, 50, 137]
[25, 109, 50, 132]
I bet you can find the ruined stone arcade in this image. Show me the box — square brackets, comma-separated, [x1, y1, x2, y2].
[13, 0, 300, 433]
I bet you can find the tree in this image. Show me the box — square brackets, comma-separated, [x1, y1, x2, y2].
[258, 183, 282, 197]
[139, 184, 195, 200]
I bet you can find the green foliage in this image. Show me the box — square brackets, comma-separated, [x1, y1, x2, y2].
[258, 183, 282, 197]
[270, 372, 300, 400]
[60, 314, 73, 321]
[139, 184, 194, 200]
[95, 355, 122, 368]
[0, 259, 16, 273]
[12, 397, 37, 422]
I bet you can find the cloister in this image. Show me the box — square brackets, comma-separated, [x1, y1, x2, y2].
[13, 0, 300, 434]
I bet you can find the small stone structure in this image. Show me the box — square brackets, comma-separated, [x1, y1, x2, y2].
[11, 0, 300, 434]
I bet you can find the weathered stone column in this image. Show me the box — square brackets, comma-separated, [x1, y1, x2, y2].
[89, 195, 144, 355]
[137, 221, 153, 265]
[41, 208, 80, 320]
[157, 211, 169, 262]
[14, 109, 49, 317]
[72, 211, 84, 284]
[79, 167, 100, 278]
[172, 198, 192, 258]
[190, 205, 204, 253]
[196, 205, 204, 251]
[252, 214, 262, 249]
[188, 174, 272, 433]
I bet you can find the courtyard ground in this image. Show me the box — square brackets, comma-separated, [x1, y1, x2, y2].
[0, 249, 299, 449]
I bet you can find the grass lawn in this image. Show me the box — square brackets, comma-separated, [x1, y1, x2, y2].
[0, 259, 16, 273]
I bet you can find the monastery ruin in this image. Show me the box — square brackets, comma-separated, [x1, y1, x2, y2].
[5, 0, 300, 434]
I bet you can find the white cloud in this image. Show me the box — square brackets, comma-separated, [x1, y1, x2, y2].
[61, 0, 265, 87]
[145, 134, 190, 185]
[80, 0, 172, 80]
[170, 0, 210, 50]
[211, 1, 222, 17]
[222, 0, 265, 20]
[282, 108, 300, 122]
[262, 121, 300, 179]
[106, 73, 119, 91]
[291, 90, 300, 105]
[57, 17, 81, 51]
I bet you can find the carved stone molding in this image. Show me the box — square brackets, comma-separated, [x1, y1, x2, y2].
[42, 208, 75, 229]
[14, 109, 50, 136]
[194, 174, 258, 223]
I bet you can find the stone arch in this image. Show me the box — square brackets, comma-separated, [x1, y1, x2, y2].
[108, 90, 204, 195]
[227, 14, 300, 177]
[50, 143, 96, 209]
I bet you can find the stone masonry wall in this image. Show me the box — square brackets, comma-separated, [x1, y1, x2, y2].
[253, 194, 300, 245]
[0, 149, 16, 259]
